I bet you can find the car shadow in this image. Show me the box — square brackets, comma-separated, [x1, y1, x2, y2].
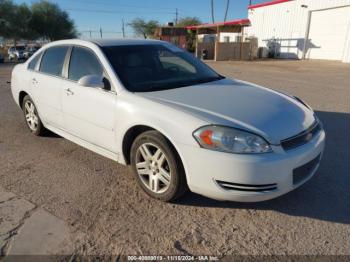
[176, 110, 350, 225]
[44, 131, 61, 138]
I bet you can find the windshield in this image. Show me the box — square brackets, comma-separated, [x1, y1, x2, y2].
[102, 44, 223, 92]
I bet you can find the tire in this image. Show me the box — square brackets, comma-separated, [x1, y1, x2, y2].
[130, 130, 188, 202]
[22, 95, 47, 136]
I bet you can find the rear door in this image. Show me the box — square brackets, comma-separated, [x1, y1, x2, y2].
[61, 46, 117, 152]
[31, 46, 69, 128]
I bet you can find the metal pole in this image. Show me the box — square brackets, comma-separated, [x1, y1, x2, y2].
[122, 19, 125, 38]
[195, 28, 199, 58]
[100, 27, 103, 38]
[302, 11, 312, 59]
[224, 0, 230, 22]
[175, 8, 178, 25]
[211, 0, 215, 23]
[89, 29, 92, 38]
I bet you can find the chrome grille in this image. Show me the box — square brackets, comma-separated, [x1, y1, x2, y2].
[281, 121, 321, 151]
[216, 180, 277, 192]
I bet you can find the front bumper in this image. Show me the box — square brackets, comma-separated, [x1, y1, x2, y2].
[179, 129, 326, 202]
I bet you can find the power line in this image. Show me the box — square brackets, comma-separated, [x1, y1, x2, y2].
[79, 29, 132, 36]
[66, 7, 175, 15]
[80, 30, 129, 34]
[55, 0, 176, 11]
[50, 0, 203, 21]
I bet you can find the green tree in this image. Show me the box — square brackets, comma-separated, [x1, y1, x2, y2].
[0, 0, 12, 37]
[0, 0, 17, 40]
[176, 17, 202, 27]
[176, 17, 202, 53]
[0, 1, 35, 44]
[129, 18, 159, 39]
[16, 4, 37, 40]
[30, 0, 77, 41]
[0, 0, 77, 43]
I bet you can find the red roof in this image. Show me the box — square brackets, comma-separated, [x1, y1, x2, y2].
[186, 18, 250, 30]
[248, 0, 293, 9]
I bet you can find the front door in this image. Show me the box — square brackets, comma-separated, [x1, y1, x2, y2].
[62, 46, 117, 152]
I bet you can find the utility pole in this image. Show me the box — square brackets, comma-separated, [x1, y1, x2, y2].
[211, 0, 215, 23]
[224, 0, 230, 22]
[175, 8, 178, 25]
[100, 27, 103, 38]
[122, 19, 125, 38]
[89, 29, 92, 38]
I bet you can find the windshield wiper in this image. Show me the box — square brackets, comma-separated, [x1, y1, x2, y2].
[134, 75, 226, 92]
[195, 75, 225, 84]
[218, 74, 226, 80]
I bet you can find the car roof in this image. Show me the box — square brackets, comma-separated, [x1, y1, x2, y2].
[44, 38, 165, 48]
[90, 38, 164, 47]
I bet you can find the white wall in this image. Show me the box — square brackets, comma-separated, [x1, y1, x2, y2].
[219, 32, 241, 42]
[198, 34, 216, 43]
[198, 33, 242, 43]
[306, 6, 350, 60]
[247, 0, 350, 62]
[344, 26, 350, 62]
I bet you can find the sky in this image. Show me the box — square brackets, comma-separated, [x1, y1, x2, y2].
[13, 0, 268, 38]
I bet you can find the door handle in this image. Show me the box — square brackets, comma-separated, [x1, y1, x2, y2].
[32, 78, 38, 84]
[64, 88, 74, 96]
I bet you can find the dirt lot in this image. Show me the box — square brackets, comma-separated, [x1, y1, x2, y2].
[1, 60, 350, 256]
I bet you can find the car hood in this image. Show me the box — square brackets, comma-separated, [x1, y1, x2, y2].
[136, 79, 316, 144]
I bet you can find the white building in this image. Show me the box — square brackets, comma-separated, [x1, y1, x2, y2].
[246, 0, 350, 63]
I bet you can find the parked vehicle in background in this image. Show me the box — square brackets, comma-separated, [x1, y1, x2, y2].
[24, 46, 40, 59]
[10, 39, 325, 202]
[8, 46, 25, 61]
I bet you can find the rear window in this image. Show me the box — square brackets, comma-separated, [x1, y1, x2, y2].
[40, 46, 68, 77]
[28, 52, 42, 71]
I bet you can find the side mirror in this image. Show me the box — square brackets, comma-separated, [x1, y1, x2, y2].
[78, 75, 104, 89]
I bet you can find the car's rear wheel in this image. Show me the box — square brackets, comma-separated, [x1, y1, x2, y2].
[22, 95, 46, 136]
[130, 130, 188, 202]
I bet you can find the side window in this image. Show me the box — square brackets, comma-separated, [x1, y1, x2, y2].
[28, 52, 41, 71]
[40, 46, 68, 77]
[68, 47, 103, 81]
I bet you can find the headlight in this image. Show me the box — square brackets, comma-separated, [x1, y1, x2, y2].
[193, 126, 272, 154]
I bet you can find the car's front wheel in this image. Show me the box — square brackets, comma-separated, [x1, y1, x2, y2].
[130, 130, 188, 202]
[22, 95, 46, 136]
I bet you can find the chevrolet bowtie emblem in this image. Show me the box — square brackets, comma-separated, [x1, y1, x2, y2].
[305, 133, 313, 142]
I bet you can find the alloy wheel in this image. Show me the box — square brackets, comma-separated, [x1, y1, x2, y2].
[24, 100, 39, 131]
[135, 143, 171, 194]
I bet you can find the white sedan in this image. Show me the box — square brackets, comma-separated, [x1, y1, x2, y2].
[11, 39, 326, 202]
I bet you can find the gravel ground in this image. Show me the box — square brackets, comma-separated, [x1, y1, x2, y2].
[0, 59, 350, 256]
